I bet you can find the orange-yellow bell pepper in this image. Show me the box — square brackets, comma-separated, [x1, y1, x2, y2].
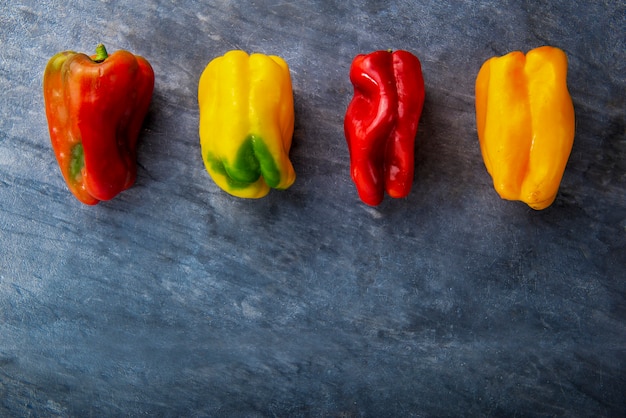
[475, 46, 575, 210]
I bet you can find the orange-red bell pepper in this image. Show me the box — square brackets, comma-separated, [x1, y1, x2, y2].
[43, 44, 154, 205]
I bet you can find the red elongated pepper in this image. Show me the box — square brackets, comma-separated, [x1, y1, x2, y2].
[344, 50, 425, 206]
[43, 44, 154, 205]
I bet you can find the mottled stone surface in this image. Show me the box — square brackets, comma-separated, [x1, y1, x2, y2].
[0, 1, 624, 416]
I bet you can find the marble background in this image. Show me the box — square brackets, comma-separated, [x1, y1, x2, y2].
[1, 1, 624, 416]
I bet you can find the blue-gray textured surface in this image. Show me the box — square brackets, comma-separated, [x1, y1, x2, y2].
[1, 1, 625, 416]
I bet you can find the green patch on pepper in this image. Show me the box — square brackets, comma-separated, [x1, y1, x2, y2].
[69, 143, 84, 181]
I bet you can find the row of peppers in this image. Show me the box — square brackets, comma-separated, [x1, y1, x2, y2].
[43, 44, 575, 210]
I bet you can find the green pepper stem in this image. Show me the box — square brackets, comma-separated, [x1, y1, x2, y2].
[94, 44, 108, 63]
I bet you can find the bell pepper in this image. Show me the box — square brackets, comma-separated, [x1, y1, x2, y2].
[43, 44, 154, 205]
[198, 50, 296, 198]
[344, 49, 425, 206]
[475, 46, 575, 210]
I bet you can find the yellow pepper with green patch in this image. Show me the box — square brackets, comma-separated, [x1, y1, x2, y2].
[475, 46, 575, 210]
[198, 50, 296, 198]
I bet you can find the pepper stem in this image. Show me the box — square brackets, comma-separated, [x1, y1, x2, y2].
[93, 44, 108, 63]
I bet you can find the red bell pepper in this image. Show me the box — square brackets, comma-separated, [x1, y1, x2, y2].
[344, 49, 425, 206]
[43, 44, 154, 205]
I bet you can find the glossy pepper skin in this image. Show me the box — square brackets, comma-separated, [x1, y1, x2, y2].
[344, 50, 425, 206]
[198, 50, 296, 198]
[43, 44, 154, 205]
[475, 46, 575, 210]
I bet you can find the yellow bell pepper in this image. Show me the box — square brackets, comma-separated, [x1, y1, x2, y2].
[475, 46, 575, 210]
[198, 50, 296, 198]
